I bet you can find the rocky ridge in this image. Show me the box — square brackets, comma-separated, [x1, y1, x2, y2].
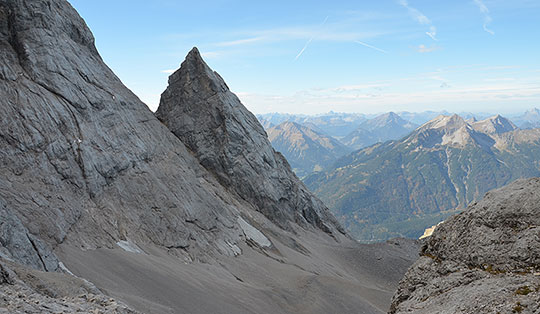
[390, 178, 540, 314]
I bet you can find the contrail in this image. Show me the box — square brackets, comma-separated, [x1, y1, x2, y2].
[294, 16, 329, 61]
[295, 37, 314, 60]
[355, 40, 388, 54]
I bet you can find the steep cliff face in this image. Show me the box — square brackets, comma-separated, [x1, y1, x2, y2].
[390, 178, 540, 314]
[0, 1, 419, 313]
[0, 0, 260, 270]
[155, 48, 344, 236]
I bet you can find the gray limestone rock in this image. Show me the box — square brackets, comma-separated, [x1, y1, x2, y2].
[0, 200, 59, 272]
[0, 0, 251, 268]
[390, 178, 540, 314]
[155, 48, 345, 236]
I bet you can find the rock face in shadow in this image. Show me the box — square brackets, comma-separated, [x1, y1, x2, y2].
[0, 0, 260, 269]
[155, 48, 344, 236]
[390, 178, 540, 314]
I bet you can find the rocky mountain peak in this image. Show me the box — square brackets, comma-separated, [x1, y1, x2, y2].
[276, 121, 304, 131]
[517, 108, 540, 129]
[471, 114, 517, 134]
[379, 111, 400, 121]
[156, 48, 345, 236]
[525, 107, 540, 116]
[267, 121, 351, 177]
[419, 114, 466, 132]
[408, 114, 470, 147]
[363, 112, 406, 130]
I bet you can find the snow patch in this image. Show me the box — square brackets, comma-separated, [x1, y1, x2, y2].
[237, 217, 271, 248]
[117, 240, 144, 254]
[58, 262, 74, 276]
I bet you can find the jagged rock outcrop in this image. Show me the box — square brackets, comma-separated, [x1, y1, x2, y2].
[155, 48, 344, 236]
[390, 178, 540, 314]
[0, 259, 139, 313]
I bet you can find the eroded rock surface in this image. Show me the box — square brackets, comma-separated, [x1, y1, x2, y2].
[155, 48, 344, 236]
[0, 0, 258, 268]
[0, 259, 138, 313]
[390, 178, 540, 314]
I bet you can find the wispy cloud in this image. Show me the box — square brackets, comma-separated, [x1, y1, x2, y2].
[238, 82, 540, 115]
[416, 44, 440, 53]
[201, 51, 220, 58]
[355, 40, 388, 54]
[215, 37, 264, 47]
[398, 0, 437, 40]
[161, 69, 176, 74]
[295, 16, 329, 61]
[473, 0, 495, 35]
[235, 65, 540, 115]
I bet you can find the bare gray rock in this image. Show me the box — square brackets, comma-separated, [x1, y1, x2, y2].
[0, 0, 417, 312]
[0, 259, 139, 313]
[155, 48, 344, 236]
[0, 0, 253, 268]
[390, 178, 540, 314]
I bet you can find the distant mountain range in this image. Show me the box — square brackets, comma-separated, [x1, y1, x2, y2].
[258, 112, 366, 137]
[512, 108, 540, 129]
[304, 114, 540, 242]
[261, 112, 418, 177]
[266, 122, 351, 177]
[342, 112, 418, 150]
[259, 110, 540, 180]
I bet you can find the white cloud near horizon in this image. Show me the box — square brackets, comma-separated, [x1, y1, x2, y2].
[473, 0, 495, 35]
[398, 0, 438, 40]
[237, 83, 540, 115]
[233, 65, 540, 115]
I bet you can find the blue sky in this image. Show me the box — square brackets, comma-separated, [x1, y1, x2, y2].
[68, 0, 540, 115]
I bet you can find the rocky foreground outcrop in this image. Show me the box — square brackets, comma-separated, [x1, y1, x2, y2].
[390, 178, 540, 314]
[0, 0, 418, 313]
[0, 259, 138, 313]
